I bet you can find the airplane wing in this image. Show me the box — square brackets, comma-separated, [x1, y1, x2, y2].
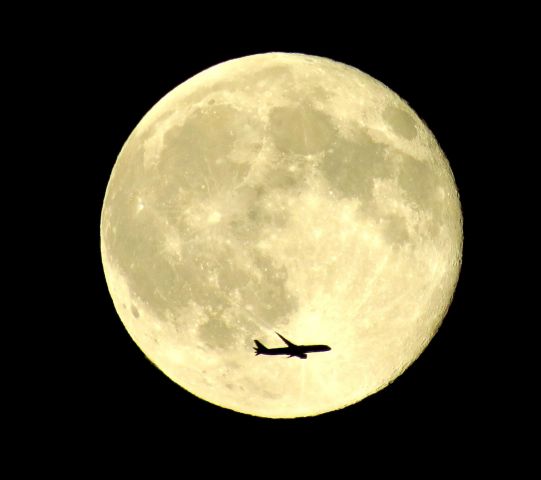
[275, 332, 297, 347]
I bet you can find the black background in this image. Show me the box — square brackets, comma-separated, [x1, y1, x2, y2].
[29, 13, 517, 467]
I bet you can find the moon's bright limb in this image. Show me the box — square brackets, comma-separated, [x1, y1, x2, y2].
[100, 53, 463, 418]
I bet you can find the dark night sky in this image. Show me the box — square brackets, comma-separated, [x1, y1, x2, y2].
[33, 16, 518, 465]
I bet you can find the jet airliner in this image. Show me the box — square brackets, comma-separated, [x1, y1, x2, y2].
[253, 332, 331, 359]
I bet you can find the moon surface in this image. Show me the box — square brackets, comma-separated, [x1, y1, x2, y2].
[100, 53, 463, 418]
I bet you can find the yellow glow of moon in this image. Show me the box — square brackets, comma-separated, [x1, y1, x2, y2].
[100, 53, 463, 418]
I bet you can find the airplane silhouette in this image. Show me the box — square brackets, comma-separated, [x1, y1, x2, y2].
[253, 332, 331, 359]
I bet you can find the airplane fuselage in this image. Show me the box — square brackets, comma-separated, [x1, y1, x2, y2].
[261, 345, 330, 356]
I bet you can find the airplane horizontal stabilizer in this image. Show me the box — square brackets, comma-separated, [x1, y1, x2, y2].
[253, 340, 268, 355]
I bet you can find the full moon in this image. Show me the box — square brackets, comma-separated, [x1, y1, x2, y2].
[100, 53, 462, 418]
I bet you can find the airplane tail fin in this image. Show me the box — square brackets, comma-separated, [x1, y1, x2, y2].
[253, 340, 268, 356]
